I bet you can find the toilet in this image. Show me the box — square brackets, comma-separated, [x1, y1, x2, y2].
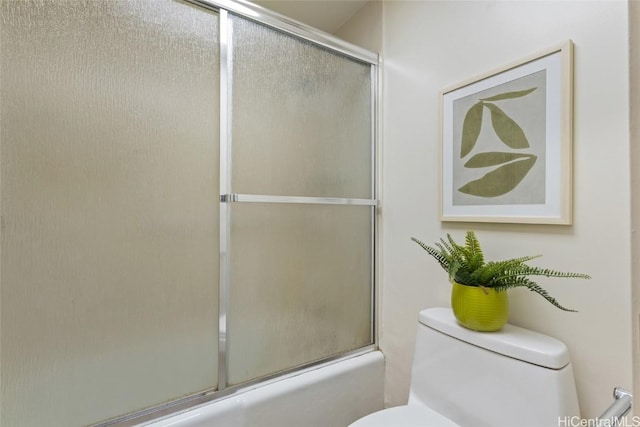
[351, 307, 580, 427]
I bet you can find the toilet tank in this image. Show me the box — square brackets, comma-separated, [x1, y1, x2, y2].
[409, 308, 580, 427]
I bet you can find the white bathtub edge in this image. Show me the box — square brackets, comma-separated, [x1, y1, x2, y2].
[145, 351, 385, 427]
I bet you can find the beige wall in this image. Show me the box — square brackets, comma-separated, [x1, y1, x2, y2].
[334, 1, 382, 53]
[341, 0, 634, 419]
[631, 0, 640, 409]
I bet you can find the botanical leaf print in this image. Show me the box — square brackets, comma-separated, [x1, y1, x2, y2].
[460, 101, 483, 158]
[458, 156, 537, 197]
[480, 87, 537, 102]
[464, 152, 535, 168]
[456, 85, 540, 198]
[483, 102, 529, 149]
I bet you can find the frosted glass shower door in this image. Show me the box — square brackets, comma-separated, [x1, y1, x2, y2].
[226, 16, 375, 386]
[1, 1, 220, 426]
[230, 17, 373, 199]
[2, 0, 377, 423]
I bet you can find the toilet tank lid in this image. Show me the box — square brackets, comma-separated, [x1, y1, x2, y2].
[419, 307, 571, 370]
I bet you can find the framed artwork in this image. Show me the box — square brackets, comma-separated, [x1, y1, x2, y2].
[440, 41, 574, 224]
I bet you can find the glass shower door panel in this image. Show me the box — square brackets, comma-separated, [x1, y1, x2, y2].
[1, 1, 219, 426]
[227, 204, 373, 386]
[230, 16, 373, 199]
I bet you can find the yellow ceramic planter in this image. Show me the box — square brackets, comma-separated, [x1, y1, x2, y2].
[451, 281, 509, 332]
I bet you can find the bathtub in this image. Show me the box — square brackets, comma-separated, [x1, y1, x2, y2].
[140, 351, 385, 427]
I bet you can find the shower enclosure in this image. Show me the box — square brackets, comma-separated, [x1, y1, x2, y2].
[0, 0, 377, 425]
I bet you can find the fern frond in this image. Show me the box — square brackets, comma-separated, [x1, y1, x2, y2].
[452, 268, 475, 286]
[491, 265, 590, 286]
[464, 231, 484, 271]
[473, 256, 541, 284]
[448, 261, 462, 284]
[493, 278, 576, 312]
[438, 239, 468, 274]
[438, 238, 455, 259]
[411, 237, 450, 273]
[518, 265, 591, 280]
[411, 236, 435, 254]
[447, 233, 464, 253]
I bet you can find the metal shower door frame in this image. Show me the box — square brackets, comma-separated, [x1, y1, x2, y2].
[98, 0, 379, 424]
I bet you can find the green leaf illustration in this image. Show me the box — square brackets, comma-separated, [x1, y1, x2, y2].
[484, 103, 529, 149]
[480, 87, 537, 102]
[460, 101, 483, 158]
[464, 152, 536, 168]
[458, 155, 537, 197]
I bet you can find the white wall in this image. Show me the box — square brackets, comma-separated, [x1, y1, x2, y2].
[630, 0, 640, 406]
[342, 0, 633, 419]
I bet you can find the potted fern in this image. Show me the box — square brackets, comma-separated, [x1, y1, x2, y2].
[411, 231, 590, 332]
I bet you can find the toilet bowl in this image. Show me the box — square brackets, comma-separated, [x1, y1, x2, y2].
[350, 404, 460, 427]
[350, 307, 580, 427]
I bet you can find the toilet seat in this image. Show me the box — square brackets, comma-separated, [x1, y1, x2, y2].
[349, 405, 460, 427]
